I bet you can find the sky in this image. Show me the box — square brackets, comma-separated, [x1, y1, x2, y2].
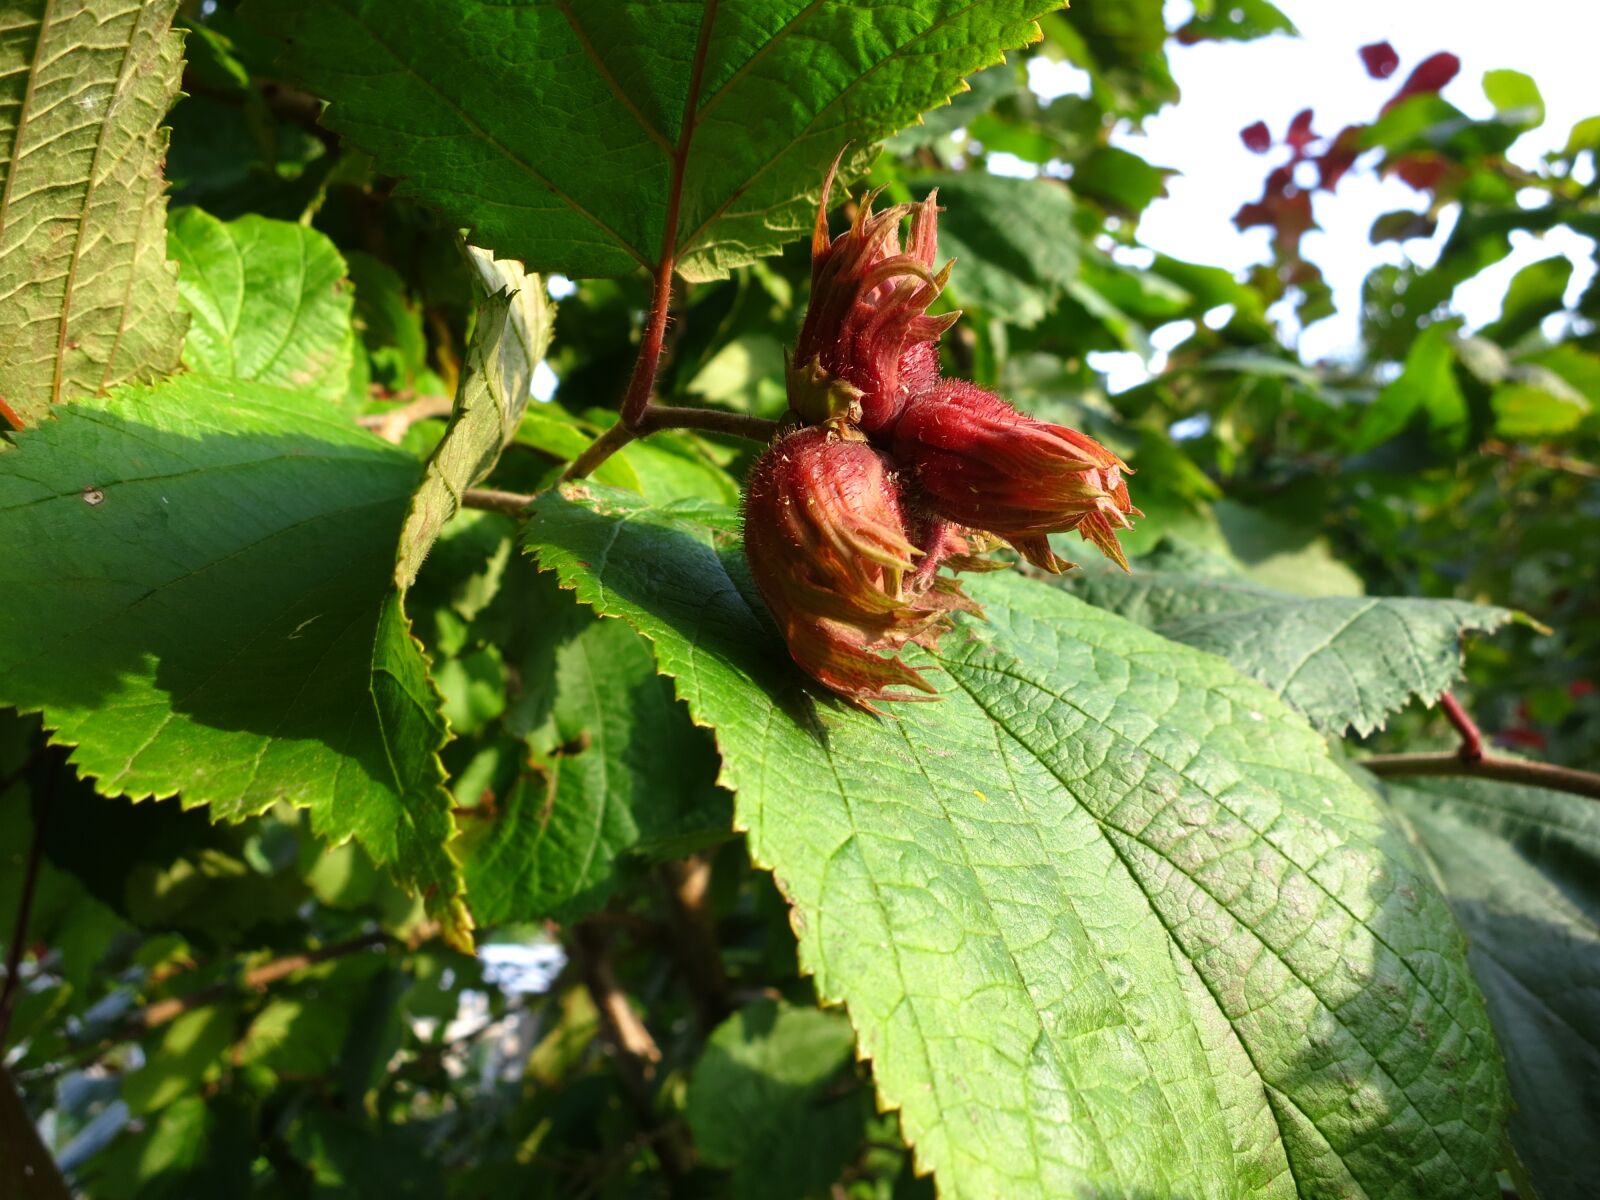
[1023, 0, 1599, 388]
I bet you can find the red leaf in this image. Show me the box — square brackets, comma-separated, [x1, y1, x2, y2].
[1240, 120, 1272, 153]
[1391, 152, 1450, 192]
[1385, 51, 1460, 112]
[1286, 108, 1316, 152]
[1316, 126, 1363, 191]
[1359, 41, 1400, 80]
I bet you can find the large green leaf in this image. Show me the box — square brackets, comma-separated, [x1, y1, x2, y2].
[238, 0, 1061, 280]
[1060, 541, 1517, 735]
[0, 378, 468, 945]
[523, 485, 1507, 1199]
[168, 208, 356, 404]
[0, 0, 186, 426]
[1388, 776, 1600, 1200]
[394, 248, 553, 590]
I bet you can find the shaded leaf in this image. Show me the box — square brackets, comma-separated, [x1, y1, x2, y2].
[687, 1000, 864, 1200]
[0, 378, 467, 945]
[239, 0, 1062, 280]
[1388, 776, 1600, 1200]
[463, 596, 729, 923]
[122, 1006, 237, 1114]
[168, 208, 355, 404]
[909, 173, 1079, 327]
[524, 485, 1507, 1200]
[0, 0, 186, 425]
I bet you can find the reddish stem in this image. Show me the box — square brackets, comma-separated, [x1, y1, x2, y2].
[0, 396, 25, 432]
[1439, 691, 1484, 763]
[619, 265, 676, 430]
[561, 0, 722, 483]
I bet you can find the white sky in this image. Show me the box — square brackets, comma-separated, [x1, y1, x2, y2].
[1023, 0, 1598, 387]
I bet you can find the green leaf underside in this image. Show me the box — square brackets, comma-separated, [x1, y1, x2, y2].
[1061, 552, 1515, 736]
[394, 247, 553, 590]
[238, 0, 1062, 281]
[463, 607, 728, 923]
[0, 377, 467, 944]
[168, 208, 356, 404]
[1388, 776, 1600, 1200]
[0, 0, 186, 425]
[523, 486, 1505, 1200]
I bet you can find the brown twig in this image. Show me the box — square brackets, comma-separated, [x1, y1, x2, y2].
[1364, 690, 1600, 800]
[567, 922, 692, 1179]
[570, 923, 661, 1076]
[0, 815, 46, 1049]
[462, 487, 537, 518]
[133, 931, 394, 1032]
[1362, 752, 1600, 800]
[658, 856, 731, 1031]
[358, 393, 455, 443]
[1482, 438, 1600, 479]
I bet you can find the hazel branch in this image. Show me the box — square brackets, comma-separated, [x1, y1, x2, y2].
[1362, 688, 1600, 800]
[461, 487, 537, 518]
[1362, 752, 1600, 801]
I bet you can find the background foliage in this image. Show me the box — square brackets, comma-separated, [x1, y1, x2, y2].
[1, 1, 1596, 1197]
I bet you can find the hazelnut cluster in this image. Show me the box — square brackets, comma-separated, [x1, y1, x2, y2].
[744, 162, 1139, 708]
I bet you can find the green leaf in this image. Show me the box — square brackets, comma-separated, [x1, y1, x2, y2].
[1388, 776, 1599, 1200]
[908, 173, 1079, 327]
[78, 1094, 254, 1200]
[239, 998, 351, 1077]
[687, 1000, 864, 1200]
[0, 0, 186, 426]
[887, 63, 1020, 152]
[524, 485, 1507, 1200]
[1491, 380, 1591, 438]
[1069, 145, 1171, 215]
[1214, 500, 1366, 598]
[288, 1109, 445, 1199]
[168, 208, 356, 404]
[238, 0, 1062, 281]
[0, 377, 468, 946]
[1059, 542, 1518, 735]
[122, 1006, 237, 1114]
[347, 252, 429, 388]
[394, 247, 554, 590]
[1178, 0, 1296, 43]
[1482, 69, 1544, 129]
[1481, 255, 1572, 347]
[463, 596, 728, 923]
[1352, 324, 1467, 451]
